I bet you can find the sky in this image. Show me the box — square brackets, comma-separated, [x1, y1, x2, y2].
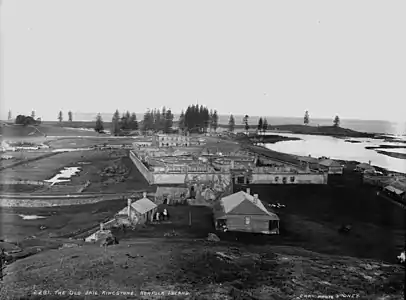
[0, 0, 405, 122]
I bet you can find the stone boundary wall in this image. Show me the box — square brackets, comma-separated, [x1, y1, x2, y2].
[251, 173, 328, 184]
[0, 193, 129, 207]
[153, 172, 232, 185]
[129, 150, 154, 184]
[0, 152, 60, 171]
[0, 179, 48, 186]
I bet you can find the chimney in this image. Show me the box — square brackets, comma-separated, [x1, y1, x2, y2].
[127, 199, 132, 217]
[253, 194, 258, 204]
[100, 222, 104, 231]
[368, 160, 371, 165]
[246, 188, 251, 195]
[143, 192, 147, 198]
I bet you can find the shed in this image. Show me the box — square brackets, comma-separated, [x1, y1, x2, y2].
[383, 181, 406, 201]
[116, 192, 158, 225]
[356, 163, 375, 173]
[213, 190, 279, 235]
[318, 159, 344, 175]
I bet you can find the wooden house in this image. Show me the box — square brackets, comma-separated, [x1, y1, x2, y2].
[213, 189, 279, 234]
[115, 192, 158, 225]
[355, 162, 375, 173]
[318, 159, 344, 175]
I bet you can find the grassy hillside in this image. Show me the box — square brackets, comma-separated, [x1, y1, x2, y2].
[1, 202, 404, 299]
[0, 124, 102, 138]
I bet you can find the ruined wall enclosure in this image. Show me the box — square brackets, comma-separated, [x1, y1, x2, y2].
[129, 150, 154, 184]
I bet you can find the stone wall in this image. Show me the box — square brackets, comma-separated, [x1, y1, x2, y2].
[251, 173, 328, 184]
[152, 172, 232, 185]
[0, 179, 48, 186]
[129, 150, 154, 184]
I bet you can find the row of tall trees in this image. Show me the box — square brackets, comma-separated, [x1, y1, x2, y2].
[304, 111, 340, 127]
[142, 107, 174, 134]
[257, 117, 269, 132]
[178, 105, 218, 133]
[56, 111, 73, 123]
[111, 110, 139, 135]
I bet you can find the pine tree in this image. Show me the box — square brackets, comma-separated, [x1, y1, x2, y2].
[7, 110, 12, 120]
[129, 112, 138, 130]
[257, 117, 263, 132]
[58, 111, 63, 123]
[164, 108, 174, 133]
[112, 109, 121, 136]
[263, 118, 268, 132]
[95, 113, 104, 132]
[160, 107, 166, 132]
[68, 111, 73, 122]
[243, 115, 249, 132]
[31, 110, 36, 119]
[142, 109, 153, 133]
[211, 110, 218, 132]
[228, 114, 235, 132]
[304, 111, 310, 125]
[178, 110, 185, 132]
[120, 111, 131, 130]
[333, 115, 340, 127]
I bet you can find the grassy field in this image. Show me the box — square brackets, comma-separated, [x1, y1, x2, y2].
[46, 137, 135, 149]
[0, 124, 102, 138]
[0, 151, 52, 169]
[0, 150, 150, 194]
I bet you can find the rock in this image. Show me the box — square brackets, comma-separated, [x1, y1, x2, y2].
[39, 225, 47, 230]
[207, 233, 220, 242]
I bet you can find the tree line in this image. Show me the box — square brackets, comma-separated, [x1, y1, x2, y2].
[304, 111, 341, 127]
[142, 107, 174, 134]
[178, 105, 218, 133]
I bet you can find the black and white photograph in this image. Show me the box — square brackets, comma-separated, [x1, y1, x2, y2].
[0, 0, 405, 299]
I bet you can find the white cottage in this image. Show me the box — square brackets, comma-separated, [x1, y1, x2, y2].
[115, 192, 158, 225]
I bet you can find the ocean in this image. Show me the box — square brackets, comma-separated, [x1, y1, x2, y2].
[66, 113, 406, 135]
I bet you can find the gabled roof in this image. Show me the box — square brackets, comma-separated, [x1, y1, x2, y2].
[117, 197, 157, 215]
[319, 159, 342, 167]
[215, 191, 279, 220]
[296, 156, 320, 164]
[357, 163, 375, 169]
[384, 185, 405, 195]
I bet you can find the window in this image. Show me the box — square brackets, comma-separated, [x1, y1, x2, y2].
[244, 216, 251, 225]
[290, 176, 295, 183]
[275, 176, 279, 182]
[282, 177, 287, 184]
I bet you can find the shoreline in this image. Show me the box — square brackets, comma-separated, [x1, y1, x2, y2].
[243, 140, 405, 176]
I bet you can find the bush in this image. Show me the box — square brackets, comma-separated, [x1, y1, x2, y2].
[15, 115, 38, 126]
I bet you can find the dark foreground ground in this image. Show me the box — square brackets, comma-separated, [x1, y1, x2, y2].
[1, 181, 405, 299]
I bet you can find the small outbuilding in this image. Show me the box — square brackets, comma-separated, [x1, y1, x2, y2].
[318, 159, 344, 175]
[213, 189, 279, 235]
[383, 180, 406, 202]
[115, 192, 158, 225]
[355, 162, 375, 173]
